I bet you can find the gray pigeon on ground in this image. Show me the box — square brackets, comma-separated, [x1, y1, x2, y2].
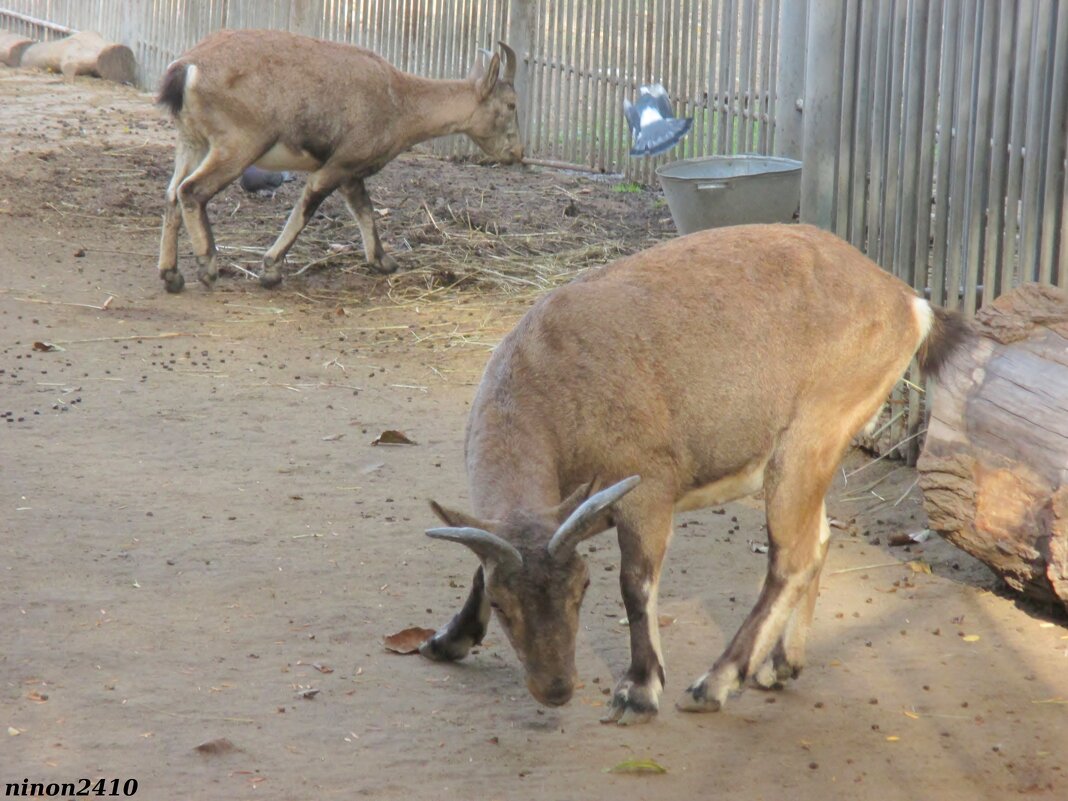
[239, 166, 293, 194]
[623, 84, 693, 157]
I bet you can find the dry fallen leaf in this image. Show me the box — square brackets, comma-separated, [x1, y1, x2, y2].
[384, 626, 437, 654]
[606, 758, 668, 775]
[905, 560, 932, 574]
[32, 341, 63, 352]
[961, 634, 981, 642]
[371, 430, 418, 446]
[8, 727, 21, 736]
[885, 735, 900, 742]
[297, 688, 321, 699]
[26, 690, 48, 702]
[657, 615, 676, 628]
[312, 662, 334, 674]
[194, 737, 237, 755]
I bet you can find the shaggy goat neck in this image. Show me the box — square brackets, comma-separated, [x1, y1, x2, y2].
[395, 74, 485, 149]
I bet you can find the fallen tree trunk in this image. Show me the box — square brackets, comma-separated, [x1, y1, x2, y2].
[918, 283, 1068, 611]
[0, 31, 34, 66]
[20, 31, 136, 84]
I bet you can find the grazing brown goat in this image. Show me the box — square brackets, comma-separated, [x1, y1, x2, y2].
[156, 29, 522, 292]
[421, 224, 969, 724]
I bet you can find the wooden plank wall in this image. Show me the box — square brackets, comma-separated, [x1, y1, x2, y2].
[821, 0, 1067, 306]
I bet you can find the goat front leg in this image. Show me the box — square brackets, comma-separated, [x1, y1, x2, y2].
[602, 508, 672, 726]
[260, 167, 343, 288]
[339, 177, 399, 275]
[420, 567, 491, 662]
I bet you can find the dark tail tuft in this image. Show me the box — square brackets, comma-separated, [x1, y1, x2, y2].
[157, 62, 188, 117]
[916, 305, 971, 380]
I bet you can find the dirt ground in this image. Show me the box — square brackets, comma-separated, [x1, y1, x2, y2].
[2, 70, 1065, 801]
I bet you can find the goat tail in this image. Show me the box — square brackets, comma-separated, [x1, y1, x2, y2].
[915, 302, 971, 381]
[157, 61, 188, 117]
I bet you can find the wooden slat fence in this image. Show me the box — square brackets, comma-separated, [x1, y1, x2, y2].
[803, 0, 1068, 456]
[807, 0, 1067, 305]
[0, 0, 785, 181]
[4, 0, 1064, 296]
[3, 0, 1067, 456]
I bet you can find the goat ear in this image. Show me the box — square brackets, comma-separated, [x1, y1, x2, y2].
[551, 479, 598, 523]
[475, 52, 501, 100]
[547, 475, 641, 559]
[426, 525, 523, 570]
[428, 500, 494, 531]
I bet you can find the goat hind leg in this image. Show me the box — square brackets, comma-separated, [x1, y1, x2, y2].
[677, 471, 829, 712]
[339, 177, 398, 275]
[158, 136, 205, 293]
[176, 146, 248, 288]
[753, 509, 830, 690]
[420, 567, 490, 662]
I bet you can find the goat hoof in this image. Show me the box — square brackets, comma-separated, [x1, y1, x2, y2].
[601, 679, 659, 725]
[675, 682, 724, 713]
[197, 269, 217, 289]
[751, 662, 784, 691]
[371, 254, 399, 275]
[418, 631, 470, 662]
[259, 271, 284, 289]
[162, 269, 185, 294]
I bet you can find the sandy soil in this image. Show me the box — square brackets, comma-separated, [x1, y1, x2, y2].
[2, 70, 1066, 801]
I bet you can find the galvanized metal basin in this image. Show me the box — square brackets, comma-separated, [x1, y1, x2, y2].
[656, 155, 802, 234]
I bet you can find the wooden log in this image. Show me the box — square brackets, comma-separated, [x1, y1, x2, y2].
[918, 283, 1068, 611]
[20, 31, 136, 84]
[0, 31, 35, 67]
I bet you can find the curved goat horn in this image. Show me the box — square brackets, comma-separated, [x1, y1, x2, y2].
[426, 526, 523, 569]
[498, 41, 517, 83]
[547, 475, 641, 559]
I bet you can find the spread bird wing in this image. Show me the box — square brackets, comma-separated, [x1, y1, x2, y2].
[630, 117, 694, 156]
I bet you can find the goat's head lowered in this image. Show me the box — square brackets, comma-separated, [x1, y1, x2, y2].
[427, 476, 640, 706]
[465, 42, 524, 164]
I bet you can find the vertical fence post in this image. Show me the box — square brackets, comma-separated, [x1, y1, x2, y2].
[799, 0, 845, 228]
[506, 0, 535, 144]
[774, 0, 807, 159]
[289, 0, 320, 37]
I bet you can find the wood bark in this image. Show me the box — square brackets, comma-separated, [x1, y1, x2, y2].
[0, 31, 34, 67]
[20, 31, 136, 84]
[918, 283, 1068, 611]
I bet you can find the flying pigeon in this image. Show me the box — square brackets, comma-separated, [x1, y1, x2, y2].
[239, 166, 293, 194]
[623, 84, 693, 157]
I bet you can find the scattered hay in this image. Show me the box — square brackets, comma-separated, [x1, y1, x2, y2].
[205, 159, 671, 309]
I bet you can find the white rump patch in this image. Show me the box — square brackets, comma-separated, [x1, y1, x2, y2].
[639, 106, 664, 125]
[912, 296, 934, 345]
[185, 63, 198, 90]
